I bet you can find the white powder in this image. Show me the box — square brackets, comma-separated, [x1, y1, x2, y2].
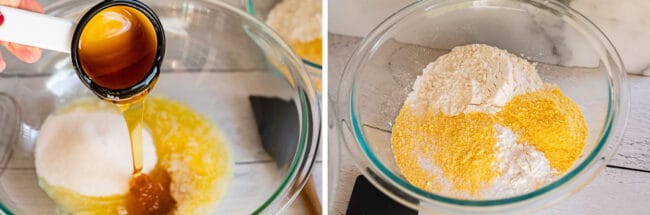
[405, 44, 543, 116]
[414, 125, 557, 199]
[266, 0, 322, 43]
[483, 125, 557, 198]
[35, 111, 157, 197]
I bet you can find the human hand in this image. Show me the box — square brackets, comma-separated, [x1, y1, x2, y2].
[0, 0, 43, 72]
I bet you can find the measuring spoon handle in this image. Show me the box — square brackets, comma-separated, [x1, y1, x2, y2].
[0, 5, 74, 54]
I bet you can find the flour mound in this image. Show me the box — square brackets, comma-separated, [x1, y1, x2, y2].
[484, 125, 557, 198]
[405, 44, 543, 115]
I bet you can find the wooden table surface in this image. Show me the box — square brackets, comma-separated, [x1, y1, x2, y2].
[328, 33, 650, 215]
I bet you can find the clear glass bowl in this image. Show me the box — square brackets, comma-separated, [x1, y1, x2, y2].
[246, 0, 323, 93]
[336, 0, 629, 214]
[0, 0, 320, 214]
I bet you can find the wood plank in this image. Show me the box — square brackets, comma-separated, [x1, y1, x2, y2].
[608, 75, 650, 170]
[534, 167, 650, 215]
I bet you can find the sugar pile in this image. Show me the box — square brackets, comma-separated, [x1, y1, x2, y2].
[35, 111, 157, 197]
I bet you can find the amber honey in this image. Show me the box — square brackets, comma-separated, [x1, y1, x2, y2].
[126, 170, 176, 215]
[78, 5, 158, 90]
[75, 3, 173, 214]
[118, 100, 145, 173]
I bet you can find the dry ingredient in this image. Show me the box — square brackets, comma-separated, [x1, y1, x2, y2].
[484, 125, 555, 198]
[391, 44, 587, 199]
[35, 111, 158, 197]
[266, 0, 322, 65]
[499, 87, 588, 173]
[392, 108, 498, 196]
[405, 44, 542, 116]
[35, 97, 233, 214]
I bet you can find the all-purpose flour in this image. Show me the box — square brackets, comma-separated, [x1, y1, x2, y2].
[484, 125, 556, 198]
[405, 44, 543, 116]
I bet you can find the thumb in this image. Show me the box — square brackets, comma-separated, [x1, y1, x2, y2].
[0, 0, 20, 8]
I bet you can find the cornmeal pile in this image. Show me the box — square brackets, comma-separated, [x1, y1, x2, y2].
[391, 44, 587, 199]
[266, 0, 322, 65]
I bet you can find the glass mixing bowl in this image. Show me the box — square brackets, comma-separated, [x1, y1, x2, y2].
[246, 0, 323, 93]
[0, 0, 320, 214]
[336, 0, 629, 214]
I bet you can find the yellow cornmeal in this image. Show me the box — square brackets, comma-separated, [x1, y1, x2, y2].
[392, 110, 497, 195]
[39, 97, 233, 214]
[271, 38, 323, 93]
[291, 38, 322, 66]
[499, 87, 588, 173]
[391, 86, 587, 196]
[291, 38, 322, 93]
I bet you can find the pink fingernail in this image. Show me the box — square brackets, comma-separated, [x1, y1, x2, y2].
[0, 11, 4, 27]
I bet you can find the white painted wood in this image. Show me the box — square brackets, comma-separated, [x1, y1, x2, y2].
[328, 33, 650, 214]
[533, 168, 650, 215]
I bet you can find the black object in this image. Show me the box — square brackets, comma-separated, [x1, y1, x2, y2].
[346, 175, 417, 215]
[250, 95, 322, 215]
[249, 96, 299, 168]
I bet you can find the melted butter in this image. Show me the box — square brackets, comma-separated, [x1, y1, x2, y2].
[78, 6, 158, 90]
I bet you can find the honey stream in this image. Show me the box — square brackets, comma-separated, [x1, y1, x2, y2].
[117, 101, 144, 174]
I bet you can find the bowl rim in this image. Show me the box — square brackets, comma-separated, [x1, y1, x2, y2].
[338, 0, 629, 212]
[0, 0, 321, 214]
[246, 0, 323, 71]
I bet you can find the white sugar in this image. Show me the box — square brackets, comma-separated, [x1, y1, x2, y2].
[35, 111, 157, 197]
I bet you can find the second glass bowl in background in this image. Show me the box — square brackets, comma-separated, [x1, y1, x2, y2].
[247, 0, 323, 93]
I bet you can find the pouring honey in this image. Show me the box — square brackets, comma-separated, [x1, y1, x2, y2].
[71, 1, 174, 214]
